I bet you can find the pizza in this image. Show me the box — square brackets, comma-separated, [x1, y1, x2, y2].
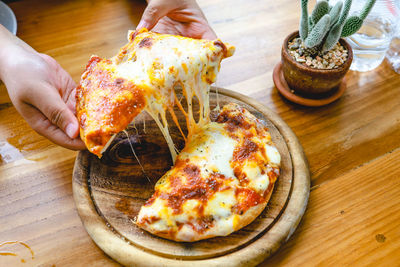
[76, 28, 234, 159]
[76, 29, 281, 242]
[136, 103, 281, 241]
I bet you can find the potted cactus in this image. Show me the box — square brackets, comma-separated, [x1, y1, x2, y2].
[277, 0, 376, 103]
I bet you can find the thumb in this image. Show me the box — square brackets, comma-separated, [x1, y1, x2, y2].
[46, 100, 80, 139]
[28, 83, 80, 139]
[137, 0, 171, 30]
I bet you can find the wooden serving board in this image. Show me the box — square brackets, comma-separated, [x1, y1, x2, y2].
[72, 87, 310, 267]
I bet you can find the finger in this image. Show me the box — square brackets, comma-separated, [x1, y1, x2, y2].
[137, 0, 172, 30]
[66, 87, 77, 114]
[38, 53, 77, 101]
[151, 18, 182, 35]
[188, 2, 217, 39]
[201, 28, 217, 40]
[22, 82, 80, 139]
[20, 103, 86, 150]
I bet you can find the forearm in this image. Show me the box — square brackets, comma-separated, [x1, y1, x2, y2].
[0, 25, 14, 79]
[0, 24, 35, 50]
[0, 24, 13, 46]
[0, 25, 37, 82]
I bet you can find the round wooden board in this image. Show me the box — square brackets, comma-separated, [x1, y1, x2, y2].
[73, 87, 310, 267]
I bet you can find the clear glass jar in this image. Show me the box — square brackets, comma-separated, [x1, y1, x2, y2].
[385, 1, 400, 73]
[346, 0, 399, 72]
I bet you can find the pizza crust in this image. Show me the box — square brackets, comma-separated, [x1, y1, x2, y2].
[136, 184, 275, 242]
[232, 184, 274, 233]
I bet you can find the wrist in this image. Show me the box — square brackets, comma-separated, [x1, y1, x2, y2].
[0, 25, 33, 83]
[0, 25, 15, 81]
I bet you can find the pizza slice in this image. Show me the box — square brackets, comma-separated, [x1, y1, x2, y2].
[76, 29, 234, 159]
[136, 103, 281, 242]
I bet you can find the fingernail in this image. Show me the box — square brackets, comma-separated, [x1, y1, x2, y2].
[66, 123, 78, 139]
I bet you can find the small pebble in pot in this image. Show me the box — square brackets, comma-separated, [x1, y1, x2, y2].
[288, 38, 348, 70]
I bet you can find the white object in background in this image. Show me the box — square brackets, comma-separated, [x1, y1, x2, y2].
[0, 1, 17, 35]
[347, 0, 399, 72]
[386, 1, 400, 73]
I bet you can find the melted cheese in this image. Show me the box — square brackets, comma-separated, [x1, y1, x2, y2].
[204, 189, 237, 218]
[178, 122, 237, 179]
[76, 30, 281, 242]
[137, 103, 281, 241]
[76, 29, 235, 159]
[266, 144, 280, 165]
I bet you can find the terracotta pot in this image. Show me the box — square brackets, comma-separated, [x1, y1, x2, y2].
[281, 31, 353, 98]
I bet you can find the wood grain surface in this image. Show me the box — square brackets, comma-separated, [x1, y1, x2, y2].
[72, 88, 309, 266]
[1, 0, 399, 266]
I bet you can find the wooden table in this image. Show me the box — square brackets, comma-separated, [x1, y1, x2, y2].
[1, 0, 399, 266]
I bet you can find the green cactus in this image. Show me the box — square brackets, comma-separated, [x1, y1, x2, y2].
[329, 1, 343, 27]
[359, 0, 377, 20]
[300, 0, 309, 40]
[310, 0, 329, 25]
[298, 0, 377, 56]
[308, 16, 315, 32]
[323, 0, 352, 52]
[341, 16, 363, 37]
[305, 14, 331, 48]
[341, 0, 377, 37]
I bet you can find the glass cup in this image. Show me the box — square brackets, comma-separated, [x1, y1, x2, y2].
[346, 0, 399, 72]
[386, 1, 400, 73]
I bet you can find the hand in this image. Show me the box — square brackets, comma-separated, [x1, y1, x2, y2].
[0, 26, 85, 150]
[137, 0, 217, 40]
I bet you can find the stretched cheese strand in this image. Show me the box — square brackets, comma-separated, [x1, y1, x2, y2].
[179, 64, 213, 140]
[100, 134, 117, 155]
[122, 130, 152, 184]
[132, 119, 139, 136]
[146, 77, 212, 162]
[77, 29, 234, 159]
[168, 106, 186, 143]
[214, 84, 221, 112]
[145, 105, 178, 162]
[127, 30, 226, 161]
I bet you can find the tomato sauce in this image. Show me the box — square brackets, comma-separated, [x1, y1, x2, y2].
[233, 139, 259, 162]
[268, 168, 280, 183]
[213, 40, 228, 57]
[154, 164, 226, 215]
[84, 56, 101, 72]
[216, 109, 251, 133]
[232, 188, 265, 215]
[188, 216, 215, 234]
[77, 57, 147, 151]
[233, 166, 249, 186]
[138, 37, 153, 48]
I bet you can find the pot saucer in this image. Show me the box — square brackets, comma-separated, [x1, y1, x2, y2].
[273, 62, 346, 107]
